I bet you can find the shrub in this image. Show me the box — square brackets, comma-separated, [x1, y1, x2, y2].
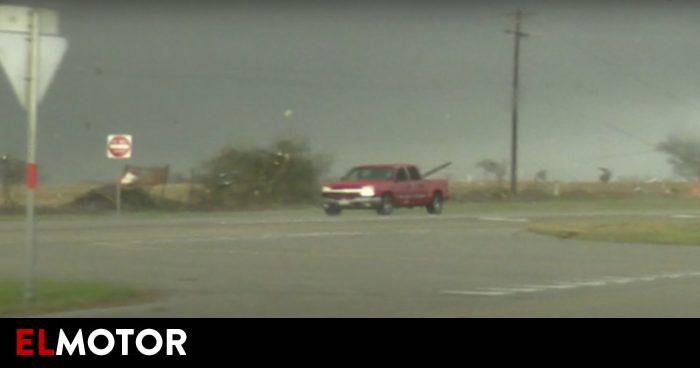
[198, 140, 330, 208]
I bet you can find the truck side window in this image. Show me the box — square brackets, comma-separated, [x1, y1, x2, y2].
[408, 167, 421, 180]
[396, 168, 408, 182]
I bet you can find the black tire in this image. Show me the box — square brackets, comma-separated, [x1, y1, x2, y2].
[377, 193, 394, 216]
[324, 204, 342, 216]
[426, 192, 443, 215]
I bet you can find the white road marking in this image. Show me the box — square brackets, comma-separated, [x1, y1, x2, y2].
[259, 232, 364, 240]
[93, 231, 365, 248]
[477, 216, 529, 223]
[488, 287, 541, 293]
[671, 214, 699, 219]
[441, 290, 511, 296]
[441, 271, 700, 297]
[600, 277, 636, 284]
[565, 280, 610, 287]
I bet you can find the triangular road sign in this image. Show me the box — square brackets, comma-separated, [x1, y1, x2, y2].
[0, 32, 68, 110]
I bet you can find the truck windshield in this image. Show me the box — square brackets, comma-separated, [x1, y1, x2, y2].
[341, 167, 395, 181]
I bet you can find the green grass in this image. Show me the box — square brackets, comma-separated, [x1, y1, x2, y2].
[0, 280, 147, 316]
[530, 219, 700, 246]
[447, 197, 700, 214]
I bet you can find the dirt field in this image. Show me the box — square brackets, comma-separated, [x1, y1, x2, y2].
[1, 182, 195, 208]
[445, 180, 693, 202]
[0, 180, 697, 209]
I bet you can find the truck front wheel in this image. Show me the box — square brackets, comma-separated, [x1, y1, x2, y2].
[426, 192, 443, 215]
[324, 204, 342, 216]
[377, 193, 394, 216]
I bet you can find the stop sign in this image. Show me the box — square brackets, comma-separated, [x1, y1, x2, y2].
[107, 134, 132, 159]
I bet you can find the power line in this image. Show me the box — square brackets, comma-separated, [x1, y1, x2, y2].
[58, 65, 474, 93]
[571, 149, 658, 165]
[601, 122, 656, 148]
[557, 38, 700, 117]
[526, 81, 660, 149]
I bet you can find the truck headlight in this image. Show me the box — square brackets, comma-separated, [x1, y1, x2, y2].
[322, 186, 332, 193]
[360, 186, 375, 197]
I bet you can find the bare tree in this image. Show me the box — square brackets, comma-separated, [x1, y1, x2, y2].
[657, 136, 700, 180]
[535, 170, 547, 182]
[476, 159, 507, 182]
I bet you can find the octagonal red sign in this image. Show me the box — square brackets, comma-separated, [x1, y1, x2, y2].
[107, 134, 132, 159]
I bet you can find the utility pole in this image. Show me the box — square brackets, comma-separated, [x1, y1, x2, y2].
[507, 9, 528, 195]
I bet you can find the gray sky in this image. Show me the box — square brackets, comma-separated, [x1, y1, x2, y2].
[2, 0, 700, 182]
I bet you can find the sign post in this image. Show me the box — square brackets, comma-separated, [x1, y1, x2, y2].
[24, 9, 39, 303]
[107, 134, 133, 217]
[0, 5, 68, 302]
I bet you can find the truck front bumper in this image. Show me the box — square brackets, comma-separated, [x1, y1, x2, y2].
[322, 196, 381, 209]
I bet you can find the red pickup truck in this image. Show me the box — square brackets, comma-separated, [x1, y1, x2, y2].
[321, 163, 449, 216]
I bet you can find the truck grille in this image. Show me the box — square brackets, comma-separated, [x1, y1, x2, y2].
[323, 193, 360, 200]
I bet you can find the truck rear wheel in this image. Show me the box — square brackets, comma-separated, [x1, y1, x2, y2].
[426, 192, 443, 215]
[377, 193, 394, 216]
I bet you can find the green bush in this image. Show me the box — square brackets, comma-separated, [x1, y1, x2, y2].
[199, 140, 330, 208]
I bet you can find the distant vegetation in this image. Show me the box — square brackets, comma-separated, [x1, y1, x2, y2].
[534, 170, 547, 182]
[1, 140, 333, 213]
[6, 136, 700, 214]
[0, 155, 24, 208]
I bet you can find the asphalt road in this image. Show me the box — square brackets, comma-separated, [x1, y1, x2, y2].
[2, 209, 700, 317]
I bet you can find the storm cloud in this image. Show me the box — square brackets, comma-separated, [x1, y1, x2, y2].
[2, 0, 698, 182]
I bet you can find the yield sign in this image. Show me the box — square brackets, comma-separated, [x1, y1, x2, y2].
[0, 32, 68, 110]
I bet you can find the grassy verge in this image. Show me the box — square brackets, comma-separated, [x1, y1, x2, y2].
[448, 197, 700, 214]
[529, 219, 700, 246]
[0, 280, 149, 316]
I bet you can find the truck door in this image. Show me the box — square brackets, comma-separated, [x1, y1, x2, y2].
[394, 167, 412, 205]
[407, 166, 428, 205]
